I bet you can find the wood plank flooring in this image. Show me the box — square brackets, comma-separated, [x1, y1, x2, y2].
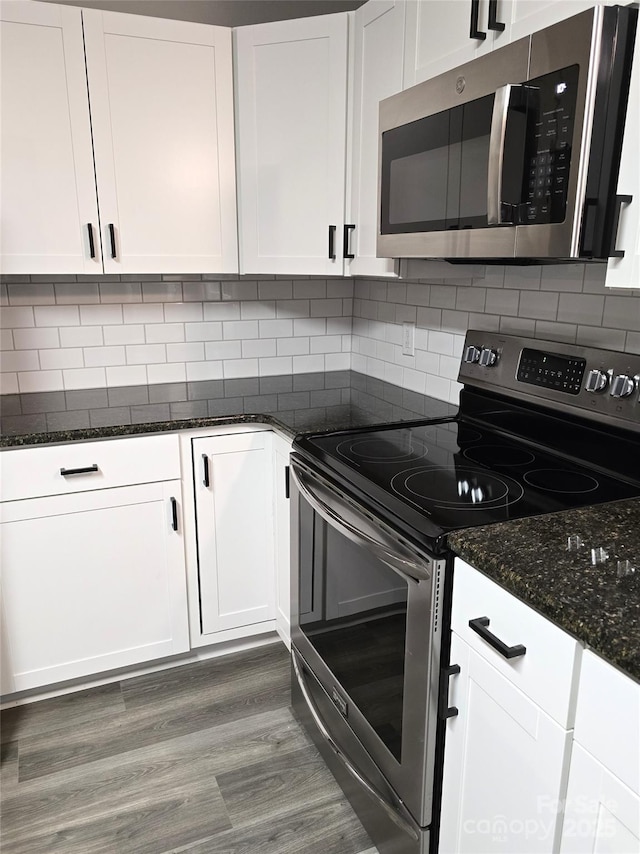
[0, 642, 377, 854]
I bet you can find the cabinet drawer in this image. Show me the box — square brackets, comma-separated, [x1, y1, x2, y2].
[452, 559, 581, 728]
[573, 651, 640, 794]
[0, 434, 180, 501]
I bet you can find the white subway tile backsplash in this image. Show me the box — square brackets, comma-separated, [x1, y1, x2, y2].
[499, 316, 536, 336]
[167, 342, 205, 362]
[204, 340, 241, 361]
[294, 280, 325, 300]
[293, 354, 325, 373]
[185, 322, 223, 342]
[277, 337, 309, 356]
[276, 299, 309, 318]
[185, 360, 223, 382]
[428, 330, 455, 356]
[146, 363, 186, 384]
[203, 301, 241, 320]
[240, 301, 276, 320]
[106, 365, 148, 386]
[325, 352, 350, 371]
[13, 328, 59, 350]
[223, 320, 259, 340]
[485, 288, 520, 316]
[603, 295, 640, 332]
[534, 321, 577, 343]
[39, 349, 84, 370]
[145, 323, 185, 344]
[103, 325, 144, 346]
[18, 370, 63, 392]
[80, 304, 124, 326]
[259, 319, 294, 338]
[310, 335, 342, 354]
[83, 346, 126, 368]
[63, 368, 107, 390]
[0, 330, 13, 350]
[0, 307, 33, 331]
[223, 358, 259, 378]
[163, 303, 204, 323]
[576, 325, 627, 350]
[1, 372, 18, 393]
[1, 350, 39, 372]
[60, 326, 104, 348]
[34, 305, 79, 327]
[126, 344, 166, 365]
[242, 338, 277, 358]
[259, 356, 292, 375]
[310, 299, 342, 317]
[557, 293, 604, 325]
[415, 350, 440, 374]
[403, 367, 426, 394]
[518, 291, 559, 321]
[123, 303, 164, 324]
[294, 318, 326, 337]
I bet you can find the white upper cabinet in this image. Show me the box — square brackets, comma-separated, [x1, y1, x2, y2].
[83, 11, 237, 275]
[347, 0, 405, 278]
[0, 1, 237, 275]
[605, 28, 639, 289]
[502, 0, 619, 45]
[404, 0, 508, 88]
[0, 1, 101, 274]
[235, 14, 349, 275]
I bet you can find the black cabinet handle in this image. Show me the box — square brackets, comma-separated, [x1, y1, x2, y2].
[60, 464, 99, 477]
[487, 0, 505, 32]
[328, 225, 337, 260]
[86, 223, 96, 259]
[108, 223, 117, 259]
[609, 194, 633, 259]
[439, 664, 461, 720]
[469, 0, 486, 40]
[285, 464, 290, 499]
[469, 617, 526, 659]
[170, 497, 178, 532]
[202, 453, 210, 488]
[343, 224, 356, 260]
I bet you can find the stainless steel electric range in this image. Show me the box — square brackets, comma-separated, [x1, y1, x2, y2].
[289, 330, 640, 854]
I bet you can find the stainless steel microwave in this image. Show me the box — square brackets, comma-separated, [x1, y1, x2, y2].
[377, 5, 637, 262]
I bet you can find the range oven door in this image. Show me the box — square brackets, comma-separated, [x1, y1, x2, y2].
[289, 454, 446, 829]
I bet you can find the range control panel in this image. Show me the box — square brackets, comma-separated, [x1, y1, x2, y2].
[459, 331, 640, 430]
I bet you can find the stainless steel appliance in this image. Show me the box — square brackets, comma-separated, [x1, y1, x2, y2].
[377, 5, 637, 262]
[290, 331, 640, 854]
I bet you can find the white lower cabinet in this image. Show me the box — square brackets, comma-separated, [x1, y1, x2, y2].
[192, 431, 275, 638]
[440, 632, 572, 854]
[0, 435, 189, 693]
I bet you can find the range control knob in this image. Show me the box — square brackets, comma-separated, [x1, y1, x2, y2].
[610, 374, 636, 399]
[464, 345, 481, 364]
[479, 347, 498, 367]
[585, 369, 609, 393]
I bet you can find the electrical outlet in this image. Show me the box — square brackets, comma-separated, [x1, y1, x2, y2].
[402, 321, 415, 356]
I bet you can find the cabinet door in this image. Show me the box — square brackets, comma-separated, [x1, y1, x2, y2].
[605, 33, 639, 289]
[503, 0, 618, 44]
[83, 10, 237, 275]
[439, 632, 572, 854]
[0, 0, 101, 274]
[235, 14, 348, 275]
[0, 482, 189, 692]
[560, 743, 640, 854]
[194, 432, 275, 635]
[273, 435, 292, 647]
[347, 0, 404, 278]
[404, 0, 503, 88]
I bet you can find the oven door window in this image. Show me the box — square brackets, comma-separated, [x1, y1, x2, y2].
[299, 505, 408, 762]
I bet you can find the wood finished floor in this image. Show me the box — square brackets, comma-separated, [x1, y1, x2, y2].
[0, 642, 378, 854]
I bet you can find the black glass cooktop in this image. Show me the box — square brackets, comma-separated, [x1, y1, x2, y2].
[295, 417, 640, 548]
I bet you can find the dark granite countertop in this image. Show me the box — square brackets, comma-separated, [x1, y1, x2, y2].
[449, 498, 640, 682]
[0, 370, 456, 447]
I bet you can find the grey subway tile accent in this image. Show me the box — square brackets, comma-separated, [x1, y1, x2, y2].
[169, 400, 208, 420]
[557, 293, 604, 326]
[534, 321, 577, 343]
[603, 296, 640, 332]
[576, 325, 627, 350]
[277, 391, 310, 410]
[149, 383, 188, 404]
[243, 394, 279, 413]
[310, 389, 342, 407]
[107, 385, 150, 407]
[187, 380, 225, 400]
[64, 389, 110, 412]
[224, 378, 260, 397]
[518, 291, 559, 321]
[20, 391, 67, 414]
[46, 410, 91, 432]
[293, 373, 325, 391]
[1, 414, 47, 435]
[325, 370, 350, 388]
[259, 375, 293, 395]
[130, 403, 171, 424]
[0, 395, 22, 416]
[207, 397, 245, 417]
[89, 407, 132, 428]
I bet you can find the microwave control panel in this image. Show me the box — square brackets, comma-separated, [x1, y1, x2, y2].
[517, 65, 579, 226]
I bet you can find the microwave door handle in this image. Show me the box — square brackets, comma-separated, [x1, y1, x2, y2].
[291, 649, 420, 842]
[487, 83, 513, 225]
[290, 463, 431, 584]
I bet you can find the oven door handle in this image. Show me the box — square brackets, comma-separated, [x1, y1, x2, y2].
[290, 461, 432, 584]
[292, 648, 419, 842]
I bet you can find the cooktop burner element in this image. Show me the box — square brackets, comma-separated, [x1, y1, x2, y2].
[393, 466, 525, 511]
[523, 469, 600, 494]
[463, 445, 537, 467]
[336, 436, 428, 464]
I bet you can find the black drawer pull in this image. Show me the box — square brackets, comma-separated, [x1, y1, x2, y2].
[170, 497, 178, 532]
[60, 464, 99, 477]
[108, 223, 117, 259]
[86, 223, 96, 259]
[285, 464, 290, 499]
[488, 0, 505, 32]
[469, 0, 487, 40]
[439, 664, 461, 720]
[343, 223, 355, 259]
[328, 225, 337, 260]
[609, 194, 633, 259]
[469, 616, 526, 659]
[202, 454, 210, 488]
